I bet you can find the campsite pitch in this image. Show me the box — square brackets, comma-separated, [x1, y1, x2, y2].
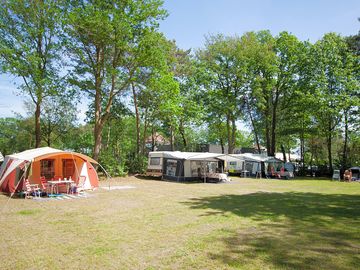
[0, 177, 359, 269]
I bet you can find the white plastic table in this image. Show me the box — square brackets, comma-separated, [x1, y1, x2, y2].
[47, 180, 74, 194]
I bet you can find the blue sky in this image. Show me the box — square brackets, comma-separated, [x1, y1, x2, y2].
[0, 0, 359, 118]
[160, 0, 359, 50]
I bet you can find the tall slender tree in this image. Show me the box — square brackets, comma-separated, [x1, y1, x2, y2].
[0, 0, 64, 147]
[65, 0, 167, 161]
[197, 34, 246, 153]
[311, 33, 357, 172]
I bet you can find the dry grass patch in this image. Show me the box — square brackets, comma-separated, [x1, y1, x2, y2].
[1, 176, 360, 269]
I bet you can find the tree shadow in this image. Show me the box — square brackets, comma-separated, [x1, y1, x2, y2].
[183, 192, 360, 269]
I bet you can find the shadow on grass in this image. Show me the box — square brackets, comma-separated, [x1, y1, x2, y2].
[184, 192, 360, 269]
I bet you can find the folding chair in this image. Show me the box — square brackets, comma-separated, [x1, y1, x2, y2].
[72, 175, 86, 194]
[24, 179, 40, 198]
[40, 176, 50, 195]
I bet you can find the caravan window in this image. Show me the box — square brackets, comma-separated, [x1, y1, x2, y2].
[150, 157, 161, 166]
[229, 161, 237, 166]
[40, 159, 55, 180]
[63, 159, 75, 178]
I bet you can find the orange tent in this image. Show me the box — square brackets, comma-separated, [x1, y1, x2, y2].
[0, 147, 99, 194]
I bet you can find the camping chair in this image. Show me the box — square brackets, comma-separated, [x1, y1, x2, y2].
[71, 175, 86, 194]
[40, 176, 50, 195]
[24, 179, 40, 198]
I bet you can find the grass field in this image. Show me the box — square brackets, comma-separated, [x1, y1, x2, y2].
[1, 177, 359, 270]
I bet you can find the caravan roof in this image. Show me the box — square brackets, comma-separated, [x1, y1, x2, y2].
[149, 151, 226, 161]
[230, 153, 282, 163]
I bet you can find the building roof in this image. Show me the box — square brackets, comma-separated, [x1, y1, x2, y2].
[275, 153, 301, 161]
[145, 133, 169, 144]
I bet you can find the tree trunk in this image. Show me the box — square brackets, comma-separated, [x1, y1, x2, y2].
[327, 119, 333, 174]
[35, 101, 41, 148]
[230, 117, 236, 153]
[265, 116, 271, 155]
[281, 144, 287, 163]
[93, 123, 103, 161]
[132, 83, 141, 156]
[270, 95, 278, 157]
[341, 110, 349, 171]
[179, 119, 187, 149]
[226, 114, 232, 153]
[47, 119, 51, 147]
[151, 126, 155, 151]
[106, 125, 111, 149]
[170, 126, 174, 151]
[220, 138, 224, 154]
[141, 108, 148, 155]
[226, 114, 236, 154]
[300, 118, 306, 175]
[92, 47, 103, 161]
[245, 98, 261, 154]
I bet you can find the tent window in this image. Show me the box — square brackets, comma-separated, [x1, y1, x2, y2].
[165, 159, 177, 176]
[191, 161, 202, 177]
[245, 162, 253, 172]
[40, 159, 55, 180]
[62, 159, 75, 178]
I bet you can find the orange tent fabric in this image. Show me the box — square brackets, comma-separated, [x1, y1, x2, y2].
[0, 147, 99, 194]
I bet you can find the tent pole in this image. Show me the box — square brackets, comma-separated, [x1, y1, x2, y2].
[1, 162, 29, 213]
[97, 163, 111, 190]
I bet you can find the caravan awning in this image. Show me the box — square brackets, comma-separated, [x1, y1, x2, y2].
[230, 153, 282, 163]
[162, 151, 226, 161]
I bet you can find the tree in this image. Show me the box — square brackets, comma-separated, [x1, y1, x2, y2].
[0, 0, 64, 147]
[246, 31, 304, 156]
[129, 32, 177, 156]
[0, 117, 34, 155]
[197, 34, 247, 153]
[310, 33, 358, 172]
[40, 95, 78, 147]
[65, 0, 167, 161]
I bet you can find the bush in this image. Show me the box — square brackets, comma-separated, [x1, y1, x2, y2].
[99, 150, 128, 177]
[126, 154, 148, 174]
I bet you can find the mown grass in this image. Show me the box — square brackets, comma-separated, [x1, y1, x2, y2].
[0, 177, 359, 269]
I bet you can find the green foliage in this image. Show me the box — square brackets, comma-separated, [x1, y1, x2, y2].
[126, 154, 148, 174]
[62, 124, 94, 155]
[64, 0, 168, 160]
[0, 117, 35, 155]
[99, 149, 127, 177]
[0, 0, 65, 146]
[0, 4, 359, 173]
